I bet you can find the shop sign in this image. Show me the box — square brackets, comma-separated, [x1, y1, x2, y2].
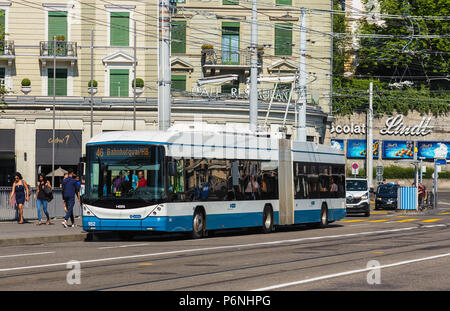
[331, 115, 433, 136]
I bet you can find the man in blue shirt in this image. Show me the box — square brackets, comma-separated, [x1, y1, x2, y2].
[62, 169, 80, 228]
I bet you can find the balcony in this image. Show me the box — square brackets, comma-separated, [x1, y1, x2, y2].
[0, 40, 15, 66]
[39, 41, 77, 67]
[201, 48, 262, 76]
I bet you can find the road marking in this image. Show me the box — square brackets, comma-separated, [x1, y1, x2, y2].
[373, 251, 384, 254]
[438, 202, 450, 206]
[340, 220, 366, 223]
[421, 219, 442, 223]
[252, 251, 450, 291]
[0, 225, 443, 273]
[138, 263, 153, 266]
[437, 212, 450, 215]
[394, 219, 419, 223]
[371, 211, 388, 215]
[0, 251, 55, 259]
[97, 243, 151, 250]
[367, 219, 393, 223]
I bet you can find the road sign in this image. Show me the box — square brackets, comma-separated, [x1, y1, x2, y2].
[376, 165, 383, 176]
[436, 159, 447, 166]
[351, 162, 359, 175]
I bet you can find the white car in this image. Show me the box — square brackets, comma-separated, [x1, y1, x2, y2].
[346, 178, 370, 217]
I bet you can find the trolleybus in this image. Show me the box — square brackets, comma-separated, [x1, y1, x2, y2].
[81, 129, 346, 238]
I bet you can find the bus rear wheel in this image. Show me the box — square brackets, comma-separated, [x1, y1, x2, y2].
[262, 205, 274, 234]
[319, 205, 329, 228]
[192, 208, 206, 239]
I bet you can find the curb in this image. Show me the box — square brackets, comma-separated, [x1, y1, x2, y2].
[0, 232, 88, 247]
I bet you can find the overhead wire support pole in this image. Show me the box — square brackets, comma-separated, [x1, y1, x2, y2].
[158, 0, 172, 131]
[52, 35, 56, 188]
[367, 82, 373, 190]
[297, 7, 307, 142]
[249, 0, 258, 133]
[90, 29, 94, 138]
[133, 20, 137, 131]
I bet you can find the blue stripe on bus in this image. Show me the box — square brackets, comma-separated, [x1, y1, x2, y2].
[83, 208, 346, 232]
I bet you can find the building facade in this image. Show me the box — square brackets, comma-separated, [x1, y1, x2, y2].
[0, 0, 334, 186]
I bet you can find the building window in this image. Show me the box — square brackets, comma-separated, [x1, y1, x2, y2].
[110, 69, 129, 97]
[48, 68, 68, 96]
[171, 20, 186, 54]
[171, 75, 186, 92]
[274, 23, 292, 56]
[222, 22, 240, 65]
[110, 12, 130, 46]
[48, 11, 67, 41]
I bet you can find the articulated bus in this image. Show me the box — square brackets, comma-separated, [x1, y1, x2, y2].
[81, 130, 346, 238]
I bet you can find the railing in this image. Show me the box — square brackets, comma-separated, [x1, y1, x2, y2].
[201, 48, 262, 67]
[0, 40, 15, 56]
[0, 187, 81, 221]
[40, 41, 77, 57]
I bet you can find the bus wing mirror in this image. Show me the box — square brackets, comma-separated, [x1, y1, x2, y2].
[169, 161, 177, 176]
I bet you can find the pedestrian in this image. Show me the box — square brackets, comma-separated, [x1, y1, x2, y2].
[62, 173, 68, 213]
[61, 169, 80, 228]
[36, 173, 52, 225]
[9, 172, 29, 224]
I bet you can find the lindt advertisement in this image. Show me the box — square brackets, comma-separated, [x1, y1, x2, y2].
[330, 139, 344, 151]
[347, 139, 380, 159]
[382, 140, 414, 159]
[417, 141, 450, 159]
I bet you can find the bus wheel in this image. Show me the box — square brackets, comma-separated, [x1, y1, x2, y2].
[319, 205, 329, 228]
[192, 208, 206, 239]
[262, 205, 274, 233]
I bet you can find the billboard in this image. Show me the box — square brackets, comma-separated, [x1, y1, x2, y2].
[347, 139, 380, 159]
[417, 141, 450, 159]
[330, 139, 344, 151]
[382, 140, 414, 159]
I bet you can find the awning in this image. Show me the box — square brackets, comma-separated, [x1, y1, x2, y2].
[197, 74, 239, 86]
[247, 75, 297, 84]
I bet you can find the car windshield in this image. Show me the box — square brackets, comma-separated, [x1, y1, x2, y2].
[85, 144, 166, 202]
[377, 185, 399, 195]
[346, 180, 368, 191]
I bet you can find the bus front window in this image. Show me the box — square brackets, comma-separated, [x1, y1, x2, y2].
[86, 144, 166, 203]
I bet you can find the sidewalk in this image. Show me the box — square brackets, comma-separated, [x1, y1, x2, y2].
[0, 217, 88, 247]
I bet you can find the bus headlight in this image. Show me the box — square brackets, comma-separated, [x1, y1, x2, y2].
[361, 193, 369, 200]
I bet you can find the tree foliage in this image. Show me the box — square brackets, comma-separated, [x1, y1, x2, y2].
[332, 0, 450, 116]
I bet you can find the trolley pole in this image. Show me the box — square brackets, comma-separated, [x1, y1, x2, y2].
[133, 20, 137, 131]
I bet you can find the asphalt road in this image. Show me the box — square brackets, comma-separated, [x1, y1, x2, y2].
[1, 193, 450, 292]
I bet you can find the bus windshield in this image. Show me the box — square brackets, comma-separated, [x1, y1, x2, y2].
[85, 144, 166, 205]
[346, 179, 368, 192]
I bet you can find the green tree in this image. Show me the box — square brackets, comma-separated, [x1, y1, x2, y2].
[356, 0, 450, 90]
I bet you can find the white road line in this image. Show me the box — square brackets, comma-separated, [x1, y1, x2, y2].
[0, 225, 443, 273]
[252, 251, 450, 291]
[0, 251, 55, 259]
[97, 243, 151, 250]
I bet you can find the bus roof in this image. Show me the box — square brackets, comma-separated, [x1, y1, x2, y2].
[87, 130, 344, 163]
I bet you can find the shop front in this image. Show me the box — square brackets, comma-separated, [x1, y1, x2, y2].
[35, 130, 82, 187]
[327, 112, 450, 168]
[0, 129, 15, 187]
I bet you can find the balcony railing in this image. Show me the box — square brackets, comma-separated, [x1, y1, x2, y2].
[0, 40, 15, 57]
[40, 41, 77, 57]
[201, 48, 263, 67]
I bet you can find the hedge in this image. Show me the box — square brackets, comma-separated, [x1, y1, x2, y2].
[346, 166, 450, 179]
